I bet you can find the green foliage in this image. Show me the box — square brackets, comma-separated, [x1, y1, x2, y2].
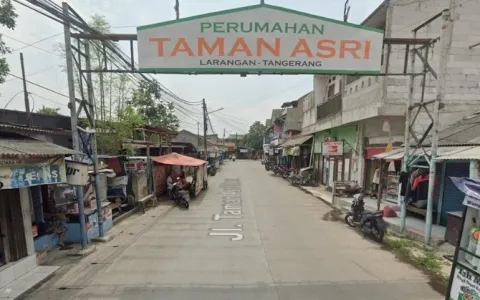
[96, 105, 146, 154]
[37, 105, 60, 115]
[244, 121, 267, 150]
[0, 0, 17, 85]
[129, 80, 180, 130]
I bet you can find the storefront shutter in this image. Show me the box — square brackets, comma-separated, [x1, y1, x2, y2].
[440, 162, 470, 226]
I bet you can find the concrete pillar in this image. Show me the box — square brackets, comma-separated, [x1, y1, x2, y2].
[19, 188, 34, 256]
[356, 124, 365, 187]
[313, 75, 328, 106]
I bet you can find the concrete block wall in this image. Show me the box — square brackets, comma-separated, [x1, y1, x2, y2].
[342, 78, 384, 124]
[385, 0, 480, 135]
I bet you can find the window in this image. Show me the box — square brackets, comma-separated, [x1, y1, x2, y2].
[328, 84, 335, 98]
[350, 87, 352, 94]
[355, 85, 358, 91]
[368, 78, 372, 86]
[361, 81, 364, 88]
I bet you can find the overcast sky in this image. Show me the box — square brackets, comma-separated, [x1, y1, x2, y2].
[0, 0, 383, 136]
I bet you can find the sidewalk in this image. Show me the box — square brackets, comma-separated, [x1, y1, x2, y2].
[299, 185, 447, 245]
[2, 202, 175, 300]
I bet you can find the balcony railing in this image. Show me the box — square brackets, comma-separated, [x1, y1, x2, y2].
[317, 93, 342, 120]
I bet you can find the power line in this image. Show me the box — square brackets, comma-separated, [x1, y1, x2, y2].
[3, 91, 24, 109]
[10, 32, 62, 52]
[7, 72, 69, 99]
[5, 65, 58, 82]
[28, 92, 68, 107]
[2, 33, 61, 57]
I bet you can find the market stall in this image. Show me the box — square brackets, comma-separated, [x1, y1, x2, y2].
[153, 153, 207, 197]
[445, 169, 480, 299]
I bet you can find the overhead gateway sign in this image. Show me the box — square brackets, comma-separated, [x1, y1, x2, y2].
[137, 4, 384, 75]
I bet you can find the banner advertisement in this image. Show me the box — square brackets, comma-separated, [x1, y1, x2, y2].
[450, 266, 480, 300]
[0, 162, 66, 190]
[137, 4, 383, 75]
[322, 141, 344, 156]
[66, 161, 89, 186]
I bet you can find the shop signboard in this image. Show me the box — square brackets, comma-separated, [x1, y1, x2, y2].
[0, 162, 66, 190]
[450, 266, 480, 300]
[239, 149, 248, 153]
[322, 141, 343, 156]
[137, 4, 383, 74]
[66, 161, 89, 186]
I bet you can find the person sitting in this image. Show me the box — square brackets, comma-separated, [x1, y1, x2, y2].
[178, 171, 191, 190]
[166, 172, 178, 199]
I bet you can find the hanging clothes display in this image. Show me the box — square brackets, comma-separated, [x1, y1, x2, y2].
[401, 168, 438, 209]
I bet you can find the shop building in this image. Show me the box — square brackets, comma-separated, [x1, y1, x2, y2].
[0, 131, 76, 288]
[371, 112, 480, 242]
[303, 0, 480, 190]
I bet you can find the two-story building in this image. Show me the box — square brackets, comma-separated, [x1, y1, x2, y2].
[304, 0, 480, 190]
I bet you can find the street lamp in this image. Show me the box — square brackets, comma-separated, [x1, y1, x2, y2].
[207, 107, 224, 114]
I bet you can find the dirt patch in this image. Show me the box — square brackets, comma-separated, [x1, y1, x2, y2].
[322, 208, 344, 222]
[383, 235, 449, 295]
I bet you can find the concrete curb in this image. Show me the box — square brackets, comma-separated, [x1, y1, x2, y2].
[15, 270, 58, 300]
[66, 246, 96, 257]
[297, 186, 336, 209]
[113, 206, 141, 226]
[91, 233, 116, 243]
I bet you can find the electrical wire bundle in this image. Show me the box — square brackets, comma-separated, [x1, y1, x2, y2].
[12, 0, 203, 126]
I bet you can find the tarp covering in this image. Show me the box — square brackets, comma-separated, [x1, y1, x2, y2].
[282, 135, 313, 148]
[451, 177, 480, 210]
[153, 153, 206, 167]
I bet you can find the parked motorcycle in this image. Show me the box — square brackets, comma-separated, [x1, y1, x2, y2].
[344, 193, 386, 243]
[207, 163, 217, 176]
[171, 183, 190, 209]
[265, 161, 272, 171]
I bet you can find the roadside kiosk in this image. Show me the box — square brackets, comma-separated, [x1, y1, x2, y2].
[446, 177, 480, 300]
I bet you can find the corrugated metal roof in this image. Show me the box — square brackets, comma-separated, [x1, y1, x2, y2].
[0, 123, 71, 136]
[372, 147, 472, 160]
[422, 112, 480, 146]
[372, 148, 403, 160]
[0, 136, 77, 157]
[437, 146, 480, 160]
[282, 135, 312, 148]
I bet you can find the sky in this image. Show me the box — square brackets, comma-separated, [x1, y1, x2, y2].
[0, 0, 384, 136]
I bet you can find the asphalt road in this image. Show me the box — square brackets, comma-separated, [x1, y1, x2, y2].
[28, 160, 443, 300]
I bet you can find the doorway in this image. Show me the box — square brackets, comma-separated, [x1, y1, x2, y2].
[0, 189, 28, 265]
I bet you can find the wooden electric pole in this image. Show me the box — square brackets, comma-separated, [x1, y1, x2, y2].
[202, 99, 208, 159]
[20, 53, 31, 127]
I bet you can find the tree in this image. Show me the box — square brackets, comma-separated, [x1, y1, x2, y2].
[244, 121, 267, 150]
[0, 0, 18, 85]
[129, 80, 180, 130]
[95, 105, 146, 154]
[54, 14, 134, 122]
[37, 105, 60, 115]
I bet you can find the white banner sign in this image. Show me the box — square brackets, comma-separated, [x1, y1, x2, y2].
[463, 195, 480, 210]
[322, 141, 344, 156]
[66, 161, 89, 186]
[137, 4, 383, 75]
[449, 266, 480, 300]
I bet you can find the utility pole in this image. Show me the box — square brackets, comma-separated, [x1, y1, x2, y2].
[63, 2, 87, 249]
[424, 8, 453, 244]
[20, 53, 31, 127]
[85, 38, 104, 238]
[202, 99, 208, 160]
[197, 121, 200, 156]
[175, 0, 180, 19]
[235, 132, 238, 154]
